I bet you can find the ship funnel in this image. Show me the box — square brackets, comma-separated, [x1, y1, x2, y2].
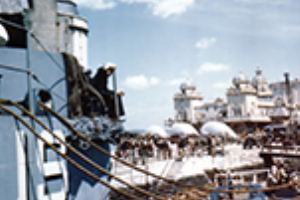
[284, 72, 291, 105]
[0, 23, 9, 46]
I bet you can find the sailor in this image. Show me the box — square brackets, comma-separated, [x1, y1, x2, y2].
[38, 89, 53, 109]
[267, 160, 281, 186]
[92, 63, 125, 119]
[227, 171, 234, 200]
[277, 161, 288, 184]
[207, 136, 216, 157]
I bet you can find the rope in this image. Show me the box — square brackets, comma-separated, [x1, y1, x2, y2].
[0, 100, 165, 200]
[38, 101, 191, 188]
[0, 104, 141, 200]
[2, 99, 299, 197]
[0, 17, 65, 72]
[0, 64, 66, 102]
[38, 101, 215, 198]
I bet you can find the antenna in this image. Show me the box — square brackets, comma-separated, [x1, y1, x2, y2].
[0, 74, 2, 98]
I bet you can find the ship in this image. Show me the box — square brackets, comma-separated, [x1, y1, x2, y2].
[0, 0, 126, 199]
[2, 1, 300, 200]
[1, 2, 201, 200]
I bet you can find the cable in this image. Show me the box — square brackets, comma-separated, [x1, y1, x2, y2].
[38, 101, 189, 187]
[38, 102, 212, 198]
[0, 104, 141, 200]
[0, 17, 27, 31]
[0, 100, 165, 200]
[4, 100, 296, 198]
[2, 100, 163, 199]
[0, 63, 66, 102]
[0, 17, 64, 72]
[0, 17, 108, 114]
[0, 63, 32, 74]
[30, 34, 65, 71]
[42, 103, 300, 196]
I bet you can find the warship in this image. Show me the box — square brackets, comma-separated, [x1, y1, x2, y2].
[0, 1, 204, 200]
[0, 0, 128, 199]
[1, 1, 300, 200]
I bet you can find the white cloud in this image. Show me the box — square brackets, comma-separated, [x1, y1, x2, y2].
[195, 37, 216, 49]
[74, 0, 116, 10]
[197, 62, 230, 74]
[76, 0, 195, 18]
[123, 74, 160, 90]
[151, 0, 195, 18]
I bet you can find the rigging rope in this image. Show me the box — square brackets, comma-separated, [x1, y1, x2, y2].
[0, 17, 65, 72]
[1, 99, 299, 197]
[0, 100, 165, 200]
[38, 101, 192, 188]
[0, 104, 142, 200]
[0, 17, 107, 111]
[40, 98, 299, 196]
[0, 63, 66, 102]
[39, 102, 209, 198]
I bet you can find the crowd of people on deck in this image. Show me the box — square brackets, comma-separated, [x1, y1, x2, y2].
[267, 159, 298, 187]
[242, 126, 300, 150]
[113, 134, 224, 165]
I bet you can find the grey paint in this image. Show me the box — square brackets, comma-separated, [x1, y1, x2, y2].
[57, 0, 79, 16]
[0, 47, 68, 116]
[29, 0, 57, 52]
[0, 114, 70, 200]
[0, 0, 28, 14]
[0, 117, 19, 200]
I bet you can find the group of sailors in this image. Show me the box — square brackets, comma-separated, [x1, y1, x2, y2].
[114, 134, 207, 165]
[267, 159, 298, 187]
[242, 127, 300, 150]
[264, 131, 300, 147]
[113, 133, 233, 165]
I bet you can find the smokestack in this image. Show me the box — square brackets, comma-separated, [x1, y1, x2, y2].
[284, 72, 292, 105]
[28, 0, 57, 52]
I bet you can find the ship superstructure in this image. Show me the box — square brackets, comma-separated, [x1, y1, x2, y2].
[0, 1, 123, 200]
[171, 69, 300, 133]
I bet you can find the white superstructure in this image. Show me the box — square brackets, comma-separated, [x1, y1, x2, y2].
[57, 0, 89, 68]
[171, 69, 300, 129]
[173, 82, 203, 124]
[226, 69, 273, 124]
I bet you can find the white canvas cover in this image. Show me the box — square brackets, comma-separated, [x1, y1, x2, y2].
[166, 122, 198, 136]
[201, 121, 238, 139]
[147, 125, 168, 138]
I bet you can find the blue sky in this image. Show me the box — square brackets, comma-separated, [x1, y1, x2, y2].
[75, 0, 300, 129]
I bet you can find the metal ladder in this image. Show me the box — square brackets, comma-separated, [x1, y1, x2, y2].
[37, 130, 68, 200]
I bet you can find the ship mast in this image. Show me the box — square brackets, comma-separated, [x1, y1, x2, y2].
[284, 72, 294, 135]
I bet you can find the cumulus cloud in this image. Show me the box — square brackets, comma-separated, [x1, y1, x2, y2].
[151, 0, 195, 18]
[195, 37, 216, 49]
[197, 62, 230, 74]
[123, 74, 160, 90]
[75, 0, 195, 18]
[74, 0, 116, 10]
